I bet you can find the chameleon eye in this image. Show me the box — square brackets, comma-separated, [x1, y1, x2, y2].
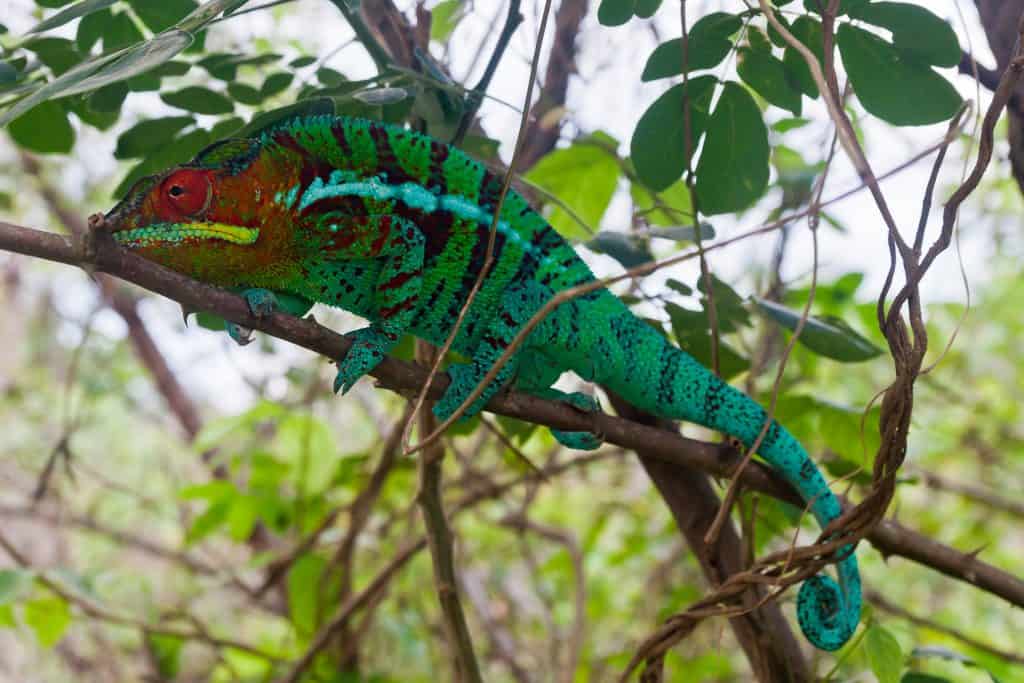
[162, 169, 211, 216]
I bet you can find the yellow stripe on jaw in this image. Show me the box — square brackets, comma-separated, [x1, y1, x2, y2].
[114, 222, 260, 246]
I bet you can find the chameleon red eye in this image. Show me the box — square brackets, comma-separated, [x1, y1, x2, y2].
[161, 170, 210, 216]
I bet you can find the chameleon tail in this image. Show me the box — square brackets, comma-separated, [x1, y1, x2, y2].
[600, 314, 862, 651]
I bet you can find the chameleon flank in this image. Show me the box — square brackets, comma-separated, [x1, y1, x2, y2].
[105, 114, 861, 650]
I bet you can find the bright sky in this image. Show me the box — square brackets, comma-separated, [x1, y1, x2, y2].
[2, 0, 1015, 412]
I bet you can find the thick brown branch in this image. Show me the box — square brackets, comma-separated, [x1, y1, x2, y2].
[2, 220, 1022, 608]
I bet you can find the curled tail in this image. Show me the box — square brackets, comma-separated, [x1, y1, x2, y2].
[598, 311, 861, 651]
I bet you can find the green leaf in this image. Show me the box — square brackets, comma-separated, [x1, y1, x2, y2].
[866, 624, 903, 683]
[772, 116, 811, 132]
[1, 29, 193, 128]
[8, 100, 75, 154]
[649, 223, 714, 242]
[161, 86, 234, 114]
[115, 115, 194, 158]
[802, 0, 869, 15]
[185, 498, 231, 545]
[598, 0, 634, 26]
[0, 605, 14, 628]
[0, 62, 19, 86]
[260, 72, 293, 98]
[634, 0, 661, 18]
[666, 302, 750, 379]
[227, 495, 259, 541]
[901, 675, 951, 683]
[227, 82, 263, 105]
[25, 37, 82, 76]
[146, 633, 184, 678]
[737, 46, 802, 115]
[290, 55, 316, 68]
[75, 7, 108, 51]
[697, 273, 750, 332]
[524, 134, 620, 239]
[28, 0, 117, 34]
[0, 569, 34, 605]
[209, 115, 244, 138]
[838, 24, 962, 126]
[102, 11, 144, 51]
[430, 0, 465, 42]
[235, 96, 334, 137]
[631, 75, 716, 191]
[316, 67, 346, 87]
[641, 13, 742, 81]
[694, 81, 769, 214]
[23, 594, 72, 648]
[630, 178, 694, 226]
[783, 16, 824, 98]
[754, 298, 883, 362]
[130, 0, 198, 32]
[586, 232, 652, 269]
[854, 2, 960, 67]
[87, 81, 127, 111]
[287, 554, 337, 638]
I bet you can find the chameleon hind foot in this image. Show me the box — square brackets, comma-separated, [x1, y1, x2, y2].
[540, 390, 603, 450]
[333, 327, 392, 394]
[433, 360, 515, 424]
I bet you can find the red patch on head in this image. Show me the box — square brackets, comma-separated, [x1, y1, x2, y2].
[158, 169, 212, 219]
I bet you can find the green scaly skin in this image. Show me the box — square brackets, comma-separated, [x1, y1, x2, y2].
[105, 114, 861, 650]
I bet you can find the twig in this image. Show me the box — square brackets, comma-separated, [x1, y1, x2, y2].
[0, 527, 282, 662]
[501, 515, 586, 683]
[453, 0, 524, 143]
[414, 341, 483, 682]
[326, 0, 393, 72]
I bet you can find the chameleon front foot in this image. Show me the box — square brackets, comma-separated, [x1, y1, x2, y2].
[242, 288, 278, 318]
[227, 322, 255, 346]
[225, 289, 278, 347]
[333, 328, 392, 394]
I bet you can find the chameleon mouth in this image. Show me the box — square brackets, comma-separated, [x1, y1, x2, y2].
[113, 222, 260, 247]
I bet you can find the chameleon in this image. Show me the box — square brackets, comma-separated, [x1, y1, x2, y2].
[104, 114, 861, 651]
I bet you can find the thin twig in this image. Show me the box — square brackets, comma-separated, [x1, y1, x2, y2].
[414, 341, 484, 682]
[453, 0, 524, 143]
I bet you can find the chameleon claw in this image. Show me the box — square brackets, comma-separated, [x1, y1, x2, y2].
[181, 304, 197, 326]
[227, 322, 254, 346]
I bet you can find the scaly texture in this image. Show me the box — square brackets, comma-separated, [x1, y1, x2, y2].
[105, 114, 861, 650]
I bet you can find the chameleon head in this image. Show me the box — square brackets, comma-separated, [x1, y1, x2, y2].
[104, 139, 302, 288]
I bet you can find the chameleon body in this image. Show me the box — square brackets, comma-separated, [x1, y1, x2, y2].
[105, 114, 861, 650]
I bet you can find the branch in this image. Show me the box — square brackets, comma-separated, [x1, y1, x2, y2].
[516, 0, 590, 169]
[415, 342, 483, 683]
[1, 221, 1022, 605]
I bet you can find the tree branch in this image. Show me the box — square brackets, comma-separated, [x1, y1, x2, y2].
[2, 219, 1021, 611]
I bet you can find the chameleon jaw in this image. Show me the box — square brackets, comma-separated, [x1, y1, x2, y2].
[112, 222, 260, 248]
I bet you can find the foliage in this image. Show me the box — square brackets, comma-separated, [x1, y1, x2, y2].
[0, 0, 1021, 681]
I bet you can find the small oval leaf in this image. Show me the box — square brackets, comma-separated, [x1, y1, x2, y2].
[694, 81, 769, 214]
[631, 75, 716, 191]
[754, 298, 883, 362]
[838, 24, 962, 126]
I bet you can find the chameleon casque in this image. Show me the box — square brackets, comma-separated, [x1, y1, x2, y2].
[104, 114, 861, 651]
